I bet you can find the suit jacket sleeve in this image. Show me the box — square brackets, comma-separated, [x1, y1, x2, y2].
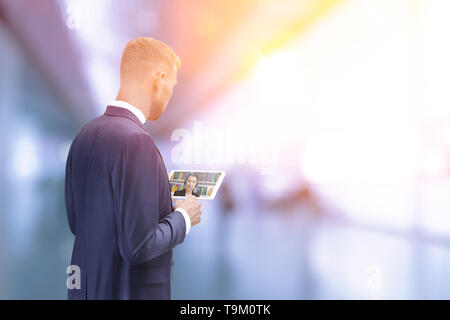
[112, 133, 186, 266]
[65, 146, 76, 235]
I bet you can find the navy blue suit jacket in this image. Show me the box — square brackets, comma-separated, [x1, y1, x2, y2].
[65, 105, 186, 299]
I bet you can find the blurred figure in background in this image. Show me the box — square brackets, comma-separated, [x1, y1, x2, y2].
[213, 178, 236, 297]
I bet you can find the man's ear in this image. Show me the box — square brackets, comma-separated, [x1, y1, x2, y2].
[153, 72, 166, 90]
[159, 72, 166, 87]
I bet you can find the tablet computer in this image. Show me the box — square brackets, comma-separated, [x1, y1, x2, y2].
[169, 170, 226, 200]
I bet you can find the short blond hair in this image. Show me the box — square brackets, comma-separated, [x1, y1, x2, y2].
[120, 37, 181, 83]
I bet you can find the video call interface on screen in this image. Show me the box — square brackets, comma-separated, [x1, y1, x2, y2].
[169, 170, 226, 200]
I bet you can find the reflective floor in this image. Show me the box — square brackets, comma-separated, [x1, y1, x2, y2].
[173, 202, 450, 299]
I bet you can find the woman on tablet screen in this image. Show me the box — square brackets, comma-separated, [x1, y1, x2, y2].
[174, 173, 200, 197]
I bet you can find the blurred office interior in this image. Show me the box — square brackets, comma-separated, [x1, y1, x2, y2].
[1, 0, 450, 299]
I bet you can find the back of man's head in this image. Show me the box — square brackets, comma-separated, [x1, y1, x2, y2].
[120, 37, 181, 85]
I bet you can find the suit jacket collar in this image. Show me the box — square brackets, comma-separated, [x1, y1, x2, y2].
[104, 105, 146, 130]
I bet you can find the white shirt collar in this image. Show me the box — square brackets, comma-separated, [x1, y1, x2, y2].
[108, 100, 146, 124]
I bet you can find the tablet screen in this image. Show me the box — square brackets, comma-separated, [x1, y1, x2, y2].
[169, 170, 226, 200]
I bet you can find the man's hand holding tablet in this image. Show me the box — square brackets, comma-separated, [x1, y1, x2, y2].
[175, 194, 202, 227]
[170, 170, 225, 232]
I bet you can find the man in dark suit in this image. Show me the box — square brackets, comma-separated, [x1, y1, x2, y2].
[65, 37, 202, 299]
